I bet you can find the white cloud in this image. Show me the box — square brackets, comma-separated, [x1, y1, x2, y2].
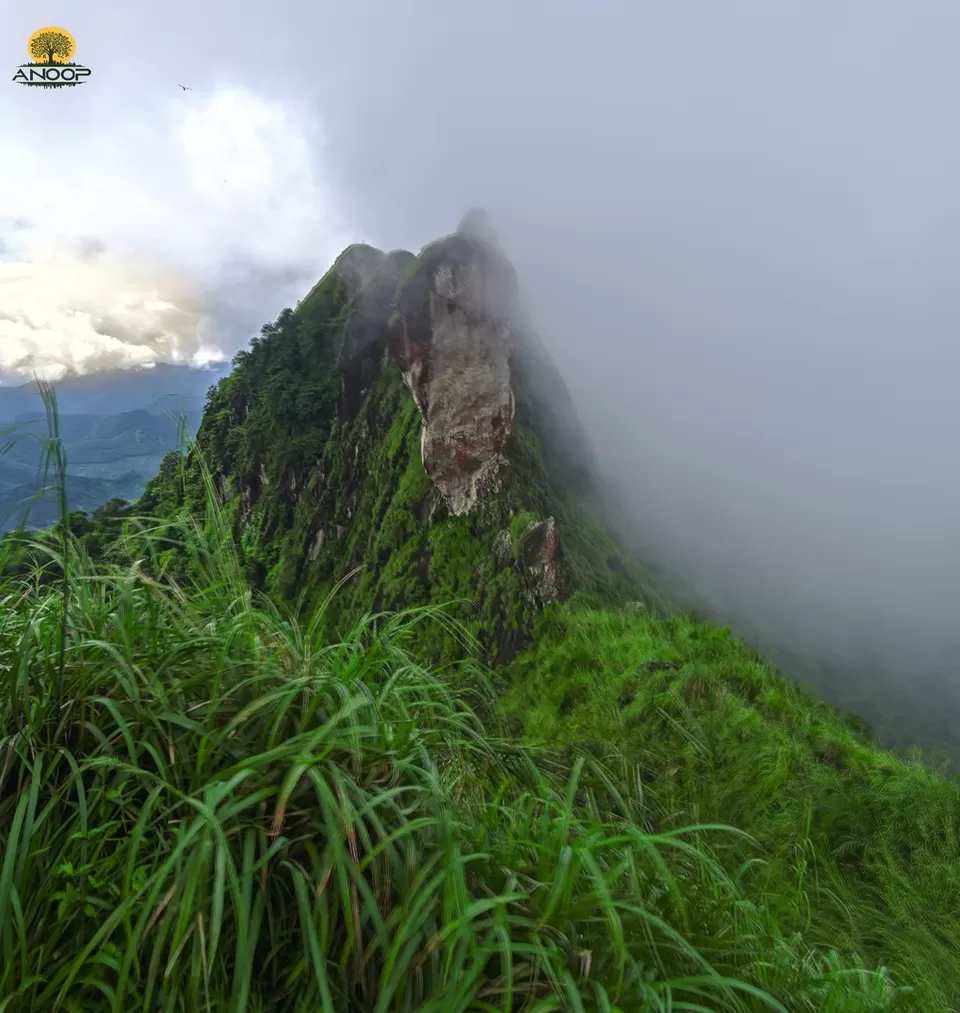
[0, 85, 352, 380]
[0, 238, 211, 381]
[172, 88, 337, 262]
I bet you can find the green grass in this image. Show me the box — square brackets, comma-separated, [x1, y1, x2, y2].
[0, 388, 936, 1010]
[508, 601, 960, 1010]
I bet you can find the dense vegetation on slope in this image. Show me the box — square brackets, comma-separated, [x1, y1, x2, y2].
[140, 238, 664, 666]
[3, 224, 960, 1009]
[0, 479, 919, 1011]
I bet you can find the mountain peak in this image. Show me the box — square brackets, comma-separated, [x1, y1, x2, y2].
[456, 206, 501, 247]
[152, 215, 654, 663]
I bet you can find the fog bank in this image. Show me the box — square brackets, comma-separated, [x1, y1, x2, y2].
[309, 1, 960, 752]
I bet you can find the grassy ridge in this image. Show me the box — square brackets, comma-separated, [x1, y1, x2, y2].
[509, 601, 960, 1009]
[0, 395, 919, 1010]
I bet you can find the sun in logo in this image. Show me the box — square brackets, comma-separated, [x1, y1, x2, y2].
[27, 27, 76, 65]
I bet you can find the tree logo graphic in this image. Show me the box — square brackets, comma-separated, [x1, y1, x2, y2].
[27, 27, 76, 64]
[13, 27, 92, 89]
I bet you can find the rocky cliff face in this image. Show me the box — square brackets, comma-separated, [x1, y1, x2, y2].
[393, 212, 517, 516]
[143, 212, 663, 662]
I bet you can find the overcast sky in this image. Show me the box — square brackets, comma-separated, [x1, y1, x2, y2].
[4, 1, 960, 749]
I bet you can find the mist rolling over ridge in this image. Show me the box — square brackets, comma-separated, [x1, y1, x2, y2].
[306, 1, 960, 753]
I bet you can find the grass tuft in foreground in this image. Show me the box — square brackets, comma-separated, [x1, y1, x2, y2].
[0, 522, 773, 1010]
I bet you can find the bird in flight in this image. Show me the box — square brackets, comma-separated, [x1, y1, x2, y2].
[178, 83, 192, 91]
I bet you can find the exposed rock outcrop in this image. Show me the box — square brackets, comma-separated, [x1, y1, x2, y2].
[520, 516, 560, 605]
[392, 212, 518, 516]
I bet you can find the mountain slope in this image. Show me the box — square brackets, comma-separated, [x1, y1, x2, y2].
[144, 214, 666, 662]
[2, 215, 959, 1007]
[123, 213, 960, 1007]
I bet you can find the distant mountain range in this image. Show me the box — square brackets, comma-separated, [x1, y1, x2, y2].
[0, 363, 229, 531]
[0, 362, 226, 416]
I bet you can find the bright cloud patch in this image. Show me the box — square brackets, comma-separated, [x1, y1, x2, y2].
[0, 238, 213, 381]
[0, 86, 350, 381]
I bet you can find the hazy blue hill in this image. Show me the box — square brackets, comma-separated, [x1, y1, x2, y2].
[0, 363, 224, 530]
[4, 409, 203, 465]
[0, 362, 227, 418]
